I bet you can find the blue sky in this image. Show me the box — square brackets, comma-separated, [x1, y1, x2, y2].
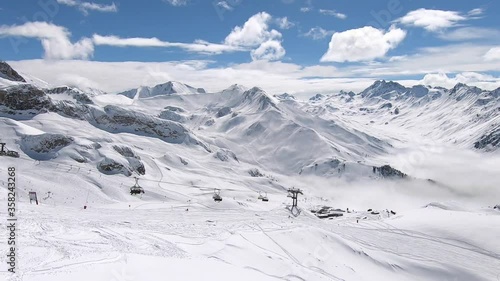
[0, 0, 499, 95]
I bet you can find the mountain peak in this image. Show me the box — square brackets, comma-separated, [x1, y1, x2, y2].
[309, 94, 324, 101]
[450, 83, 482, 96]
[275, 93, 296, 101]
[360, 80, 407, 98]
[118, 81, 204, 99]
[0, 61, 26, 82]
[223, 84, 247, 93]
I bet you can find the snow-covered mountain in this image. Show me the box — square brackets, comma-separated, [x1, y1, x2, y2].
[1, 62, 499, 281]
[118, 81, 206, 99]
[0, 61, 26, 82]
[302, 80, 500, 150]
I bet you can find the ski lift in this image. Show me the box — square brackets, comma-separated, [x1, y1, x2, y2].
[130, 177, 145, 195]
[261, 192, 269, 202]
[258, 191, 269, 202]
[258, 191, 264, 200]
[213, 188, 222, 202]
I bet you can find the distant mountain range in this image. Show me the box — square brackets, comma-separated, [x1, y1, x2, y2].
[1, 61, 499, 190]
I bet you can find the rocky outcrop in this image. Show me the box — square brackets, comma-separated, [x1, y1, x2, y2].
[159, 109, 187, 123]
[52, 100, 90, 120]
[216, 107, 232, 118]
[474, 128, 500, 150]
[90, 105, 210, 152]
[372, 165, 407, 178]
[0, 61, 25, 82]
[248, 168, 264, 177]
[47, 86, 94, 104]
[112, 145, 145, 175]
[20, 133, 74, 160]
[214, 149, 238, 162]
[309, 94, 324, 101]
[98, 157, 130, 176]
[0, 85, 52, 113]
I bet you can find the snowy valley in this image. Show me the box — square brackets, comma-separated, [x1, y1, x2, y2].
[1, 61, 499, 281]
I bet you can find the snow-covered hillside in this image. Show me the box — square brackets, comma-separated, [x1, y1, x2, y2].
[1, 63, 499, 281]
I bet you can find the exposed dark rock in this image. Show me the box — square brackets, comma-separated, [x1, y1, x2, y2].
[159, 109, 186, 123]
[243, 87, 279, 111]
[204, 119, 215, 126]
[248, 168, 264, 177]
[98, 158, 130, 176]
[128, 158, 145, 175]
[372, 165, 407, 178]
[380, 103, 392, 109]
[90, 105, 210, 152]
[47, 86, 94, 104]
[179, 157, 188, 165]
[0, 85, 52, 112]
[216, 107, 232, 118]
[474, 128, 500, 149]
[275, 93, 296, 101]
[309, 94, 324, 101]
[113, 145, 139, 159]
[214, 149, 238, 162]
[52, 100, 90, 119]
[0, 61, 25, 82]
[22, 134, 73, 154]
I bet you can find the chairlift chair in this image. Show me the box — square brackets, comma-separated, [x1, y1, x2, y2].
[213, 188, 222, 202]
[262, 192, 269, 202]
[258, 191, 264, 200]
[130, 177, 145, 195]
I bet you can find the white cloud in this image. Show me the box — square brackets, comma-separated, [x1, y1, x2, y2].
[0, 13, 287, 61]
[93, 35, 167, 47]
[421, 72, 500, 90]
[484, 47, 500, 61]
[303, 27, 334, 40]
[163, 0, 188, 6]
[92, 35, 244, 54]
[300, 7, 312, 12]
[319, 9, 346, 19]
[251, 40, 285, 61]
[321, 25, 406, 62]
[395, 9, 467, 32]
[0, 22, 93, 59]
[7, 59, 366, 97]
[276, 17, 294, 30]
[56, 0, 117, 15]
[224, 12, 282, 47]
[468, 8, 484, 17]
[216, 1, 233, 11]
[351, 44, 500, 77]
[8, 56, 500, 101]
[438, 27, 500, 41]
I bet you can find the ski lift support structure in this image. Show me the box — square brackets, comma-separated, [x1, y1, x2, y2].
[287, 188, 303, 208]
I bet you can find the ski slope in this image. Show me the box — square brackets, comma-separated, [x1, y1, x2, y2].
[1, 199, 499, 281]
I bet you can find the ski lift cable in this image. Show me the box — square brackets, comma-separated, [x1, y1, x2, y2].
[13, 154, 276, 195]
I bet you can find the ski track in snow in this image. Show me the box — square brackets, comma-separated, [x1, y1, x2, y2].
[0, 202, 498, 281]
